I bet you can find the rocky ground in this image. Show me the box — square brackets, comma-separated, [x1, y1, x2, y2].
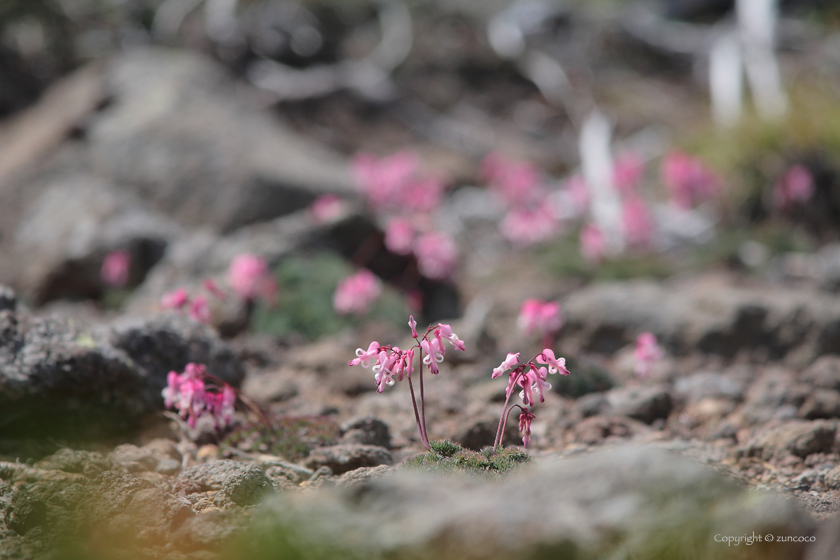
[3, 1, 840, 559]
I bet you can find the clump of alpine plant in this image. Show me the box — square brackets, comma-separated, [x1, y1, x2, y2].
[348, 316, 465, 450]
[491, 349, 569, 449]
[162, 362, 268, 438]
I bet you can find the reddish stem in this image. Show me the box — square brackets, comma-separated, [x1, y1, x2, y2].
[407, 374, 430, 450]
[494, 370, 522, 449]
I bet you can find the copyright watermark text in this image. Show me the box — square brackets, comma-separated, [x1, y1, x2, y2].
[714, 532, 815, 546]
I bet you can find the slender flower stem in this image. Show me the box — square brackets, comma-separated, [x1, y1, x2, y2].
[494, 370, 521, 449]
[419, 348, 429, 445]
[407, 375, 430, 450]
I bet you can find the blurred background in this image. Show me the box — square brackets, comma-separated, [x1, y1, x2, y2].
[2, 0, 840, 347]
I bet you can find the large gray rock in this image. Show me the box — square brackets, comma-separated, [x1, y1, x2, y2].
[0, 309, 243, 437]
[247, 445, 817, 560]
[562, 275, 840, 365]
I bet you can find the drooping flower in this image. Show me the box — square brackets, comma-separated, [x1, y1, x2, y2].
[101, 250, 131, 288]
[333, 269, 382, 315]
[436, 323, 465, 351]
[517, 364, 552, 406]
[384, 217, 416, 255]
[414, 231, 458, 280]
[517, 299, 563, 339]
[634, 332, 663, 379]
[536, 348, 570, 376]
[492, 353, 521, 379]
[228, 254, 277, 305]
[774, 165, 814, 211]
[518, 408, 536, 448]
[349, 341, 381, 367]
[408, 315, 418, 338]
[661, 151, 721, 209]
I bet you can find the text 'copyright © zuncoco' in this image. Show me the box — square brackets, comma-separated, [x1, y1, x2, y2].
[714, 533, 816, 546]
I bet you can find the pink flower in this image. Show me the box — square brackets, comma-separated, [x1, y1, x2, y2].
[518, 365, 551, 406]
[384, 217, 416, 255]
[436, 323, 465, 351]
[517, 299, 563, 338]
[161, 288, 190, 310]
[492, 353, 521, 379]
[352, 151, 444, 213]
[612, 153, 645, 195]
[333, 269, 382, 315]
[309, 194, 347, 224]
[228, 254, 277, 304]
[621, 195, 655, 248]
[536, 348, 569, 376]
[580, 224, 606, 262]
[518, 408, 536, 448]
[634, 332, 663, 379]
[189, 295, 210, 324]
[774, 165, 814, 210]
[162, 363, 237, 431]
[349, 341, 381, 367]
[480, 152, 544, 206]
[420, 337, 444, 374]
[414, 231, 458, 280]
[661, 151, 721, 209]
[500, 205, 560, 247]
[101, 250, 131, 288]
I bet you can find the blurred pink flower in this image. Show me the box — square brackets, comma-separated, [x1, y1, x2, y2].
[384, 217, 416, 255]
[228, 254, 277, 304]
[414, 231, 458, 280]
[661, 151, 721, 209]
[101, 250, 131, 288]
[517, 299, 563, 338]
[613, 153, 645, 195]
[352, 151, 443, 213]
[480, 151, 544, 205]
[309, 194, 347, 224]
[634, 332, 663, 379]
[162, 363, 236, 430]
[622, 195, 655, 248]
[580, 224, 606, 262]
[774, 165, 814, 210]
[564, 175, 590, 216]
[161, 288, 190, 310]
[500, 205, 560, 247]
[333, 269, 382, 315]
[189, 295, 210, 324]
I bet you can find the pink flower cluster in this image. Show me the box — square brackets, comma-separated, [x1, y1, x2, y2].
[353, 151, 444, 213]
[334, 269, 383, 315]
[161, 363, 236, 430]
[634, 332, 663, 379]
[228, 254, 278, 305]
[101, 250, 131, 289]
[491, 349, 569, 448]
[774, 165, 814, 211]
[481, 152, 560, 247]
[348, 317, 465, 449]
[309, 194, 348, 224]
[517, 299, 563, 343]
[161, 254, 277, 324]
[662, 150, 721, 210]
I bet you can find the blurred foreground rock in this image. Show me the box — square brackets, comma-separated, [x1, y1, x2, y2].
[246, 444, 817, 560]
